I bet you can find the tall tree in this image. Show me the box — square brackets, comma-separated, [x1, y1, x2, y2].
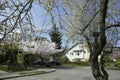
[1, 0, 120, 80]
[46, 0, 120, 80]
[18, 40, 61, 62]
[49, 24, 62, 49]
[90, 1, 109, 80]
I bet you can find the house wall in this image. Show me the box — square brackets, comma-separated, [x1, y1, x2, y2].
[66, 43, 90, 62]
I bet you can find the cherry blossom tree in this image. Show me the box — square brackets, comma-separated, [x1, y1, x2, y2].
[18, 40, 37, 54]
[37, 41, 63, 61]
[110, 52, 120, 62]
[18, 40, 62, 62]
[36, 42, 59, 55]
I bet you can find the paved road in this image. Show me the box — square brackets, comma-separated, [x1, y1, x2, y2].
[4, 66, 120, 80]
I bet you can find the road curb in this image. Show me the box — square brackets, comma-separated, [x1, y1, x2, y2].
[0, 69, 56, 80]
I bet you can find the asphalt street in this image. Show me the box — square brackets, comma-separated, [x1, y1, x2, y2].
[4, 66, 120, 80]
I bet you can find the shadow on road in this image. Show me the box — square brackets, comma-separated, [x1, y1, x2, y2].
[52, 65, 74, 69]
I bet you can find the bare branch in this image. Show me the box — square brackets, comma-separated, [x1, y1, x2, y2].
[81, 10, 99, 31]
[0, 0, 33, 42]
[106, 23, 120, 30]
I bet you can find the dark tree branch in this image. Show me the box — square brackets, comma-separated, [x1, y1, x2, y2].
[105, 23, 120, 30]
[0, 0, 33, 42]
[81, 10, 99, 31]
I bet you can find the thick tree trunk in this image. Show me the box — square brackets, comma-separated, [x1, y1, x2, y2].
[99, 0, 109, 79]
[90, 32, 104, 80]
[100, 54, 109, 80]
[91, 57, 104, 80]
[90, 0, 109, 80]
[90, 32, 109, 80]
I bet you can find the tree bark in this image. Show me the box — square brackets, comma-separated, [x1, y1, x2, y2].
[100, 54, 109, 80]
[90, 0, 109, 80]
[91, 57, 104, 80]
[90, 32, 104, 80]
[99, 0, 109, 79]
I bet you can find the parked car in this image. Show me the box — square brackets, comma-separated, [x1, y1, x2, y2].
[49, 61, 61, 65]
[34, 60, 61, 67]
[34, 60, 43, 66]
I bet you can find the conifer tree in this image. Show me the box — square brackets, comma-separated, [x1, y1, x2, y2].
[49, 24, 62, 49]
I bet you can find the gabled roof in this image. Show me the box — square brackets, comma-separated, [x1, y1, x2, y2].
[66, 43, 84, 53]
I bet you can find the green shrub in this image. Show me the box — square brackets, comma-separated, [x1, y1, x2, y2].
[0, 53, 6, 64]
[103, 54, 113, 67]
[104, 55, 111, 62]
[4, 44, 20, 64]
[24, 54, 35, 67]
[0, 65, 8, 72]
[8, 63, 25, 72]
[115, 60, 120, 68]
[75, 60, 90, 66]
[105, 62, 112, 67]
[60, 55, 70, 63]
[62, 60, 90, 66]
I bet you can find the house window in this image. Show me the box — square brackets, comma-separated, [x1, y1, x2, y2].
[73, 51, 80, 56]
[73, 50, 86, 56]
[77, 52, 80, 56]
[70, 52, 73, 55]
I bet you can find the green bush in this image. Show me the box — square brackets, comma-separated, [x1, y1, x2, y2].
[74, 60, 90, 66]
[24, 54, 35, 67]
[104, 54, 111, 62]
[0, 53, 6, 64]
[4, 44, 20, 64]
[0, 65, 8, 72]
[63, 60, 90, 66]
[60, 55, 70, 63]
[8, 63, 25, 72]
[115, 60, 120, 68]
[103, 54, 113, 67]
[105, 62, 112, 67]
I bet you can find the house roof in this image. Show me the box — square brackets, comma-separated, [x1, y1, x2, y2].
[73, 50, 86, 53]
[66, 43, 85, 53]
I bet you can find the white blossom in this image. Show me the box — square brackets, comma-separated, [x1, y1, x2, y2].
[18, 40, 61, 55]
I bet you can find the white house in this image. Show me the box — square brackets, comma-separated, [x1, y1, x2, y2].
[65, 43, 90, 62]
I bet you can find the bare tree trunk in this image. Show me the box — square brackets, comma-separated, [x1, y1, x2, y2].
[91, 57, 104, 80]
[91, 35, 109, 80]
[90, 32, 104, 80]
[90, 32, 108, 80]
[90, 0, 109, 80]
[100, 54, 109, 80]
[99, 0, 109, 79]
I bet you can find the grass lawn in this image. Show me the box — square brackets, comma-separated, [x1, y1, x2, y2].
[18, 70, 46, 75]
[62, 62, 90, 67]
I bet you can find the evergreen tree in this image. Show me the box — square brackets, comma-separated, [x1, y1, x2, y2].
[49, 24, 62, 49]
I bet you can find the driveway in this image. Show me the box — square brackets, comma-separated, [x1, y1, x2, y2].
[4, 66, 120, 80]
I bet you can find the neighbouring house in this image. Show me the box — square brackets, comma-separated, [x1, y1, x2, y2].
[110, 47, 120, 62]
[65, 43, 90, 62]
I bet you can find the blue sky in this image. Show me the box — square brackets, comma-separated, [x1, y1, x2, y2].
[30, 1, 120, 48]
[30, 3, 72, 48]
[31, 3, 52, 39]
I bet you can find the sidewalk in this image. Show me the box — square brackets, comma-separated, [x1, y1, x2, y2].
[0, 68, 56, 79]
